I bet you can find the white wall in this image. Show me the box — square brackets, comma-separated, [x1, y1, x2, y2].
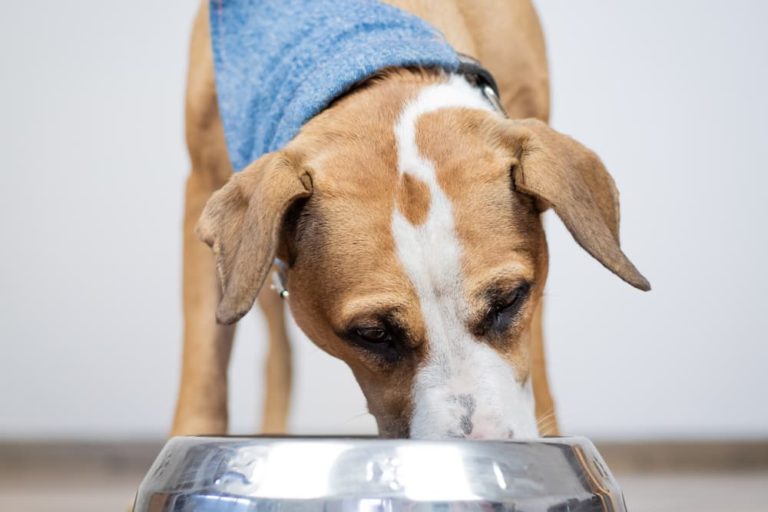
[1, 0, 766, 440]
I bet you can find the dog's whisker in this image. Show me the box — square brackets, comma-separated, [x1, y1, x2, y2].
[536, 411, 554, 425]
[537, 416, 554, 429]
[340, 411, 374, 425]
[536, 410, 557, 434]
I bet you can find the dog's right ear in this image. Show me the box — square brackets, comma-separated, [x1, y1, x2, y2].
[197, 152, 313, 324]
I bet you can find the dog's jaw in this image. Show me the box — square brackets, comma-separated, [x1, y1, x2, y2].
[391, 76, 539, 440]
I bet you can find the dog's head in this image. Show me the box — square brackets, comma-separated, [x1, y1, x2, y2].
[198, 71, 649, 439]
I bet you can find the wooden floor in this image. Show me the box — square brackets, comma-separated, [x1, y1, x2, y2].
[1, 441, 767, 511]
[619, 471, 768, 512]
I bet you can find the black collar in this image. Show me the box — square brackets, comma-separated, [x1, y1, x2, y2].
[456, 54, 507, 116]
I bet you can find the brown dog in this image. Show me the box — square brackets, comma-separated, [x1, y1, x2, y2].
[172, 0, 649, 440]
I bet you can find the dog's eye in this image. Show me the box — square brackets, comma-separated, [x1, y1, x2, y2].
[486, 283, 531, 333]
[345, 324, 405, 364]
[355, 327, 390, 344]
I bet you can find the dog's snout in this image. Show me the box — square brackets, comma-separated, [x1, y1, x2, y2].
[428, 393, 524, 440]
[410, 362, 539, 440]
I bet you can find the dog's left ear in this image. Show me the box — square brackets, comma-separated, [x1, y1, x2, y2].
[197, 151, 313, 324]
[503, 119, 650, 291]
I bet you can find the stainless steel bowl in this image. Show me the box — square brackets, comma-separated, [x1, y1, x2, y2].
[134, 436, 626, 512]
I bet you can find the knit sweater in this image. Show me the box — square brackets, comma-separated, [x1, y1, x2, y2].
[209, 0, 460, 171]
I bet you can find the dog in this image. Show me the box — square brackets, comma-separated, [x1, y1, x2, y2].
[171, 0, 650, 440]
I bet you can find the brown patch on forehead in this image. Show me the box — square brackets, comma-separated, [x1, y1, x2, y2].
[396, 173, 431, 226]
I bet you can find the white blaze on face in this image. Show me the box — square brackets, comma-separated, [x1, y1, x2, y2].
[391, 75, 539, 440]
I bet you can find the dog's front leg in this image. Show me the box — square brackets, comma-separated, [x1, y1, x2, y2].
[171, 169, 236, 436]
[170, 0, 239, 437]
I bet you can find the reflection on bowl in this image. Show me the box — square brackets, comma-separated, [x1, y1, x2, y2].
[134, 436, 626, 512]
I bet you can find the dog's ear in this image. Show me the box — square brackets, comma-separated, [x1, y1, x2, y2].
[197, 152, 313, 324]
[503, 119, 650, 291]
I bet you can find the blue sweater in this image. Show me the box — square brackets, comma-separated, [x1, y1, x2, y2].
[210, 0, 460, 171]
